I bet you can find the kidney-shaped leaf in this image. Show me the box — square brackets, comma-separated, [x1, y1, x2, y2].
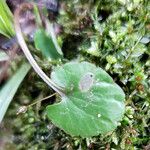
[46, 61, 125, 137]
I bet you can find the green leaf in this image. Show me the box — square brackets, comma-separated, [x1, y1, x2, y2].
[0, 62, 30, 123]
[34, 29, 62, 60]
[0, 0, 15, 38]
[46, 61, 125, 137]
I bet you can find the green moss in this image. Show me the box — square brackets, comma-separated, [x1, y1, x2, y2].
[1, 0, 150, 149]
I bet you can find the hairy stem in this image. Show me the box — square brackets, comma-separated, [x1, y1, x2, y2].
[14, 3, 65, 96]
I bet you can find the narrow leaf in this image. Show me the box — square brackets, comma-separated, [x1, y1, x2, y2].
[0, 0, 15, 37]
[34, 29, 62, 60]
[0, 62, 30, 123]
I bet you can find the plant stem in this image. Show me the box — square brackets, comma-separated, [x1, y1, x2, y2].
[14, 3, 65, 96]
[28, 93, 57, 107]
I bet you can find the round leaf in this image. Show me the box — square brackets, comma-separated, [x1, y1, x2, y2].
[46, 61, 125, 137]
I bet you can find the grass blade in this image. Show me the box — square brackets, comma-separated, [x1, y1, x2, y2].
[0, 0, 15, 38]
[0, 62, 30, 123]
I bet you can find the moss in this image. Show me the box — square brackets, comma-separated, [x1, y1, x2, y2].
[1, 0, 150, 149]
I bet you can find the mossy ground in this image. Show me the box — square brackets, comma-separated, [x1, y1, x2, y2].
[0, 0, 150, 149]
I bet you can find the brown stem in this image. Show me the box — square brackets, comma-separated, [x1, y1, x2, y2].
[14, 3, 65, 96]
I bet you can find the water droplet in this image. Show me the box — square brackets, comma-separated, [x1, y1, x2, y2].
[97, 113, 101, 118]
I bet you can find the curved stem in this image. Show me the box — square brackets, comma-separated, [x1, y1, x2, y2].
[14, 3, 65, 96]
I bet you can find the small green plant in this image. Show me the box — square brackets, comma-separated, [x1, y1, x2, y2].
[14, 2, 125, 137]
[47, 61, 125, 137]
